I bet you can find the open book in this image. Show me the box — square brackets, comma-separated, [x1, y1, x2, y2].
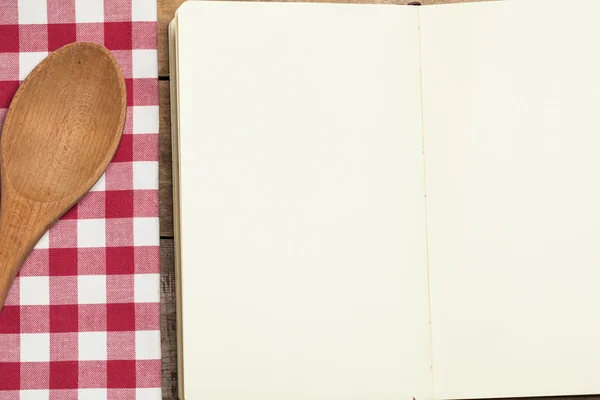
[169, 1, 600, 399]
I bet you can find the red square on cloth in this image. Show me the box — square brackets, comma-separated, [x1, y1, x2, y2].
[0, 306, 20, 333]
[0, 26, 19, 52]
[0, 80, 19, 109]
[107, 247, 134, 275]
[0, 363, 20, 390]
[49, 248, 78, 276]
[62, 204, 78, 220]
[106, 190, 134, 218]
[107, 360, 136, 388]
[107, 303, 135, 331]
[48, 23, 77, 51]
[125, 78, 134, 106]
[50, 361, 78, 389]
[113, 134, 134, 162]
[50, 305, 79, 333]
[105, 22, 133, 50]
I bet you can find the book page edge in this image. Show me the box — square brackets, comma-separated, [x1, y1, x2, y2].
[168, 14, 185, 400]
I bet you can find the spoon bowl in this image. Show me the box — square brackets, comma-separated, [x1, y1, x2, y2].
[0, 42, 126, 307]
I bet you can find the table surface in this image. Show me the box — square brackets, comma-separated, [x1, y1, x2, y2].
[157, 1, 489, 398]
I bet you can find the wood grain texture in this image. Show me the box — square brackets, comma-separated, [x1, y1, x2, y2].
[158, 78, 175, 400]
[160, 81, 173, 237]
[159, 0, 186, 76]
[161, 239, 178, 400]
[0, 42, 125, 308]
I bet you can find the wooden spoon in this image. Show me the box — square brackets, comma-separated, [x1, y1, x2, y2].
[0, 42, 126, 308]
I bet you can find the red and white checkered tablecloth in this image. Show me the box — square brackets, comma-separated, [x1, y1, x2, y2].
[0, 0, 161, 398]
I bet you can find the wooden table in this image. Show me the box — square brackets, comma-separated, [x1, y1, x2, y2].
[156, 0, 482, 398]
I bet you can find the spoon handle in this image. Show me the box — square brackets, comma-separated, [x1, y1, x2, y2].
[0, 195, 48, 308]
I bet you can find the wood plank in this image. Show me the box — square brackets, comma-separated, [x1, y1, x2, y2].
[159, 81, 174, 238]
[158, 0, 186, 77]
[160, 238, 178, 400]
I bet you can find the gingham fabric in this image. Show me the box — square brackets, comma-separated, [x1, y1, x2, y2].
[0, 0, 161, 398]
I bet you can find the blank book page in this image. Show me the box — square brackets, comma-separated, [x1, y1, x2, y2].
[176, 2, 432, 399]
[421, 1, 600, 398]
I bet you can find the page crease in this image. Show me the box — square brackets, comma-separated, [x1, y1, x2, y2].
[416, 8, 435, 399]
